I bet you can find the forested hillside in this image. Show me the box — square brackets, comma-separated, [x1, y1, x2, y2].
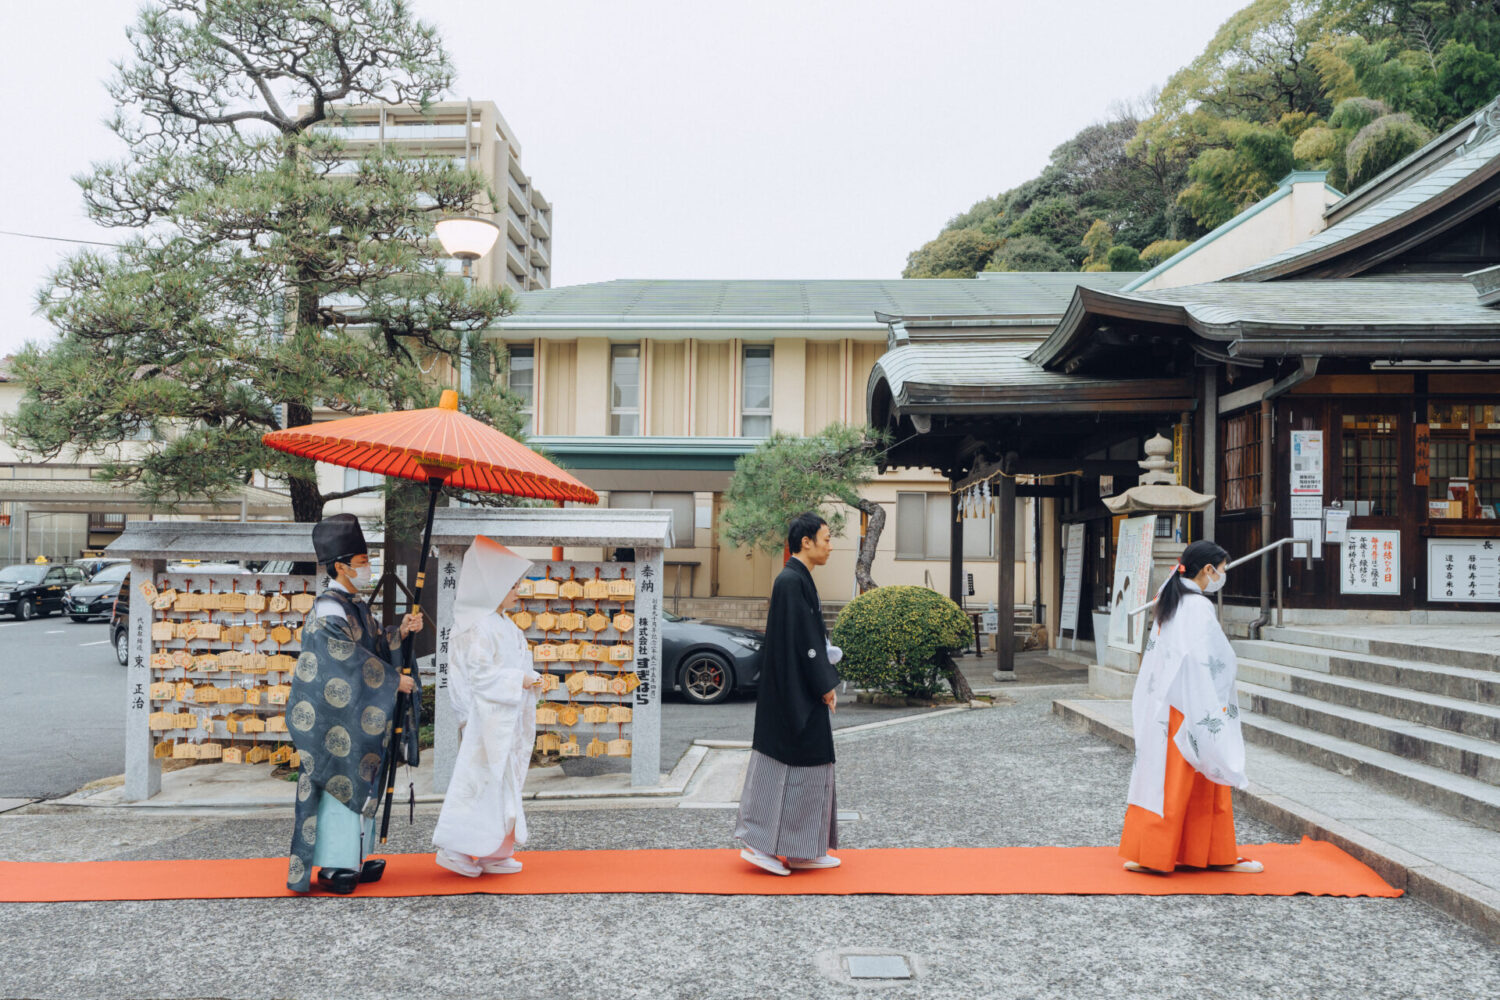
[904, 0, 1500, 277]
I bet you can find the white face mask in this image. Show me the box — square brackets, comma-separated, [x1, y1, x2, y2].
[1202, 566, 1227, 594]
[344, 563, 373, 591]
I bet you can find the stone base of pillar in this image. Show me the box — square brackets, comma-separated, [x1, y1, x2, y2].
[990, 669, 1017, 683]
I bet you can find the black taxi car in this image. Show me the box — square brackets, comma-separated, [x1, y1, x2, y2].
[0, 563, 86, 620]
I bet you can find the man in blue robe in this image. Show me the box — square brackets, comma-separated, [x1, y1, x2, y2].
[286, 514, 423, 894]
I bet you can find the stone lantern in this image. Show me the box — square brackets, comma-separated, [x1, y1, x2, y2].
[1090, 433, 1216, 696]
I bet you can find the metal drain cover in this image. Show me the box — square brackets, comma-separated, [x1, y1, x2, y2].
[847, 955, 912, 979]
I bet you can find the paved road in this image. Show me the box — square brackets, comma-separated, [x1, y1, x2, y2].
[0, 616, 122, 798]
[2, 685, 1495, 999]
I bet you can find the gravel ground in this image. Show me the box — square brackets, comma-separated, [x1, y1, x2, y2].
[1, 683, 1495, 1000]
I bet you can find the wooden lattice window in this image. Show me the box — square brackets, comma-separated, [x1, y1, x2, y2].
[1426, 401, 1500, 518]
[1341, 413, 1398, 517]
[1221, 411, 1261, 511]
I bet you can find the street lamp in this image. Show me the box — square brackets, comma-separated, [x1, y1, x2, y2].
[433, 216, 501, 395]
[433, 216, 501, 279]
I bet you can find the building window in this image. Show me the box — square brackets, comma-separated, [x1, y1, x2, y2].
[507, 345, 535, 435]
[1221, 411, 1261, 511]
[610, 344, 641, 436]
[608, 491, 693, 547]
[342, 467, 384, 492]
[1426, 400, 1500, 518]
[895, 492, 997, 560]
[1341, 412, 1399, 516]
[741, 346, 772, 438]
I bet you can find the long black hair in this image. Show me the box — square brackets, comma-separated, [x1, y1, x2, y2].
[1154, 539, 1230, 626]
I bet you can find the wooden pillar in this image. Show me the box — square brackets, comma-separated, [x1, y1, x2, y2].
[993, 474, 1016, 678]
[949, 485, 964, 605]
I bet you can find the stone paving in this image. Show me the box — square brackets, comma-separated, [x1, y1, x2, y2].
[1, 684, 1497, 999]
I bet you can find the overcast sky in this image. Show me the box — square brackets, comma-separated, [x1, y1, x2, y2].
[0, 0, 1245, 357]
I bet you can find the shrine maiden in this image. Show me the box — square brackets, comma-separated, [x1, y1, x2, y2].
[433, 536, 544, 877]
[286, 514, 423, 895]
[735, 512, 843, 876]
[1120, 539, 1259, 874]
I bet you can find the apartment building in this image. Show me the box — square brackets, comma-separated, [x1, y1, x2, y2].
[316, 98, 552, 294]
[488, 276, 1135, 607]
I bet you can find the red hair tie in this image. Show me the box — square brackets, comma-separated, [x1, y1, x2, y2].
[1175, 564, 1185, 573]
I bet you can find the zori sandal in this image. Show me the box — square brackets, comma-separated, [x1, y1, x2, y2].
[1209, 857, 1264, 873]
[1122, 861, 1171, 874]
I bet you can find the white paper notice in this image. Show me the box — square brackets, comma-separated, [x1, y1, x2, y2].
[1324, 508, 1350, 544]
[1291, 430, 1324, 495]
[1292, 518, 1323, 559]
[1341, 530, 1400, 595]
[1290, 496, 1322, 519]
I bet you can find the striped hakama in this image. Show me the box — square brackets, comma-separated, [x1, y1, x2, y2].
[735, 750, 838, 859]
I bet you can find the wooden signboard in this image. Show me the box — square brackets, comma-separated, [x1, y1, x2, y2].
[1415, 424, 1430, 488]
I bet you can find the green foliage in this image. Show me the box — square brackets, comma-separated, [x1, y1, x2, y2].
[1345, 112, 1434, 188]
[1105, 245, 1144, 271]
[5, 0, 524, 521]
[720, 424, 881, 555]
[983, 235, 1071, 272]
[1080, 219, 1114, 270]
[902, 228, 998, 278]
[909, 0, 1500, 269]
[1176, 122, 1295, 229]
[830, 586, 973, 699]
[1140, 238, 1192, 268]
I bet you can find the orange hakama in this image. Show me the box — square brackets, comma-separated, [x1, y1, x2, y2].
[1119, 707, 1239, 871]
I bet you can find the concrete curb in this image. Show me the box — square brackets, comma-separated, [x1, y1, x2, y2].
[1053, 697, 1500, 944]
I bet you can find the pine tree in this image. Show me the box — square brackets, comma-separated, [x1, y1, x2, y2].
[720, 424, 888, 593]
[6, 0, 520, 521]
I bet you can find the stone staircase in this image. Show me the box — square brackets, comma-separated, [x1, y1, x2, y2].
[1232, 625, 1500, 832]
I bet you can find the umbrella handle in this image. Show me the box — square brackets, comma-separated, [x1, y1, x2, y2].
[380, 476, 444, 844]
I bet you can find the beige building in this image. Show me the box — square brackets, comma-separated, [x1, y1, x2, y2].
[489, 276, 1137, 609]
[1124, 171, 1342, 292]
[316, 98, 552, 294]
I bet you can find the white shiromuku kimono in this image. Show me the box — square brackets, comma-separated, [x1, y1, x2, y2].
[433, 538, 538, 862]
[1126, 580, 1248, 818]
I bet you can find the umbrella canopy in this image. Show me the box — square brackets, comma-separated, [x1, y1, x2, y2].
[262, 390, 597, 503]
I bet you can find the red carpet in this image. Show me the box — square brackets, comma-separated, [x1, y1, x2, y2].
[0, 839, 1399, 902]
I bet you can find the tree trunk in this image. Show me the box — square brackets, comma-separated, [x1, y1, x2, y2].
[282, 400, 324, 523]
[853, 497, 885, 593]
[937, 647, 973, 703]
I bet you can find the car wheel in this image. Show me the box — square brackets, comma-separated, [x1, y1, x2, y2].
[679, 652, 734, 705]
[17, 600, 34, 621]
[114, 629, 129, 666]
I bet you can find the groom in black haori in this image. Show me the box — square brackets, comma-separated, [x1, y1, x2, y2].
[735, 512, 843, 875]
[286, 514, 424, 894]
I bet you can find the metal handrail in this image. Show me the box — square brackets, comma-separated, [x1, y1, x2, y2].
[1122, 536, 1313, 641]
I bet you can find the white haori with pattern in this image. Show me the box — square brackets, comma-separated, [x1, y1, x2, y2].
[1126, 581, 1248, 818]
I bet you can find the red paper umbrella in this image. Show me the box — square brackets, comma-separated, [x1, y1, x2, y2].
[262, 389, 597, 503]
[263, 389, 596, 844]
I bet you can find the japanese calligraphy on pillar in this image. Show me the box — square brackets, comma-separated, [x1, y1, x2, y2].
[1341, 530, 1400, 595]
[1427, 538, 1500, 603]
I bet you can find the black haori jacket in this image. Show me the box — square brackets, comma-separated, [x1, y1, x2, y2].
[285, 587, 406, 892]
[751, 558, 841, 767]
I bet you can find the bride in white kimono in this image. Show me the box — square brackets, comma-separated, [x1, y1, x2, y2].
[433, 536, 543, 877]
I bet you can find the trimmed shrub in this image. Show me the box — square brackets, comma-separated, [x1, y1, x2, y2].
[831, 585, 973, 699]
[1140, 239, 1191, 269]
[1345, 113, 1432, 191]
[1105, 245, 1143, 271]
